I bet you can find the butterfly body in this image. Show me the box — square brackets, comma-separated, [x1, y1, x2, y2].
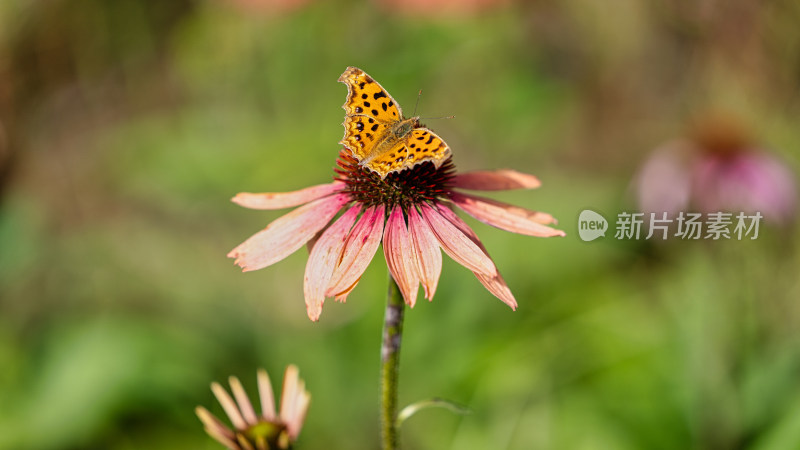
[338, 67, 451, 179]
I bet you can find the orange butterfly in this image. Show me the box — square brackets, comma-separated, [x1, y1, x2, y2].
[338, 67, 452, 179]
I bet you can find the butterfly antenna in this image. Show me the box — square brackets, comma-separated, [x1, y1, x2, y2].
[418, 115, 456, 120]
[413, 90, 422, 116]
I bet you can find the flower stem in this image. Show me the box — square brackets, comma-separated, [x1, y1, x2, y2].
[381, 276, 405, 450]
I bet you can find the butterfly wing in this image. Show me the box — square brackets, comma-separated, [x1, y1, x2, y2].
[367, 127, 452, 178]
[341, 115, 391, 160]
[339, 67, 404, 159]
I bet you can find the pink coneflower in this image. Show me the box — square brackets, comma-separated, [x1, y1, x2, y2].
[228, 149, 565, 321]
[636, 115, 797, 225]
[196, 366, 310, 450]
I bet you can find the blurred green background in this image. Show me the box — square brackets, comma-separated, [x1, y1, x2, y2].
[1, 0, 799, 449]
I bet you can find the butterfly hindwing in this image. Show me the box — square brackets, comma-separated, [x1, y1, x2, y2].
[368, 127, 452, 176]
[405, 128, 451, 168]
[340, 115, 390, 161]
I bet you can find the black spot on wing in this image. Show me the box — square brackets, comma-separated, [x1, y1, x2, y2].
[371, 109, 379, 115]
[425, 135, 434, 145]
[382, 102, 387, 111]
[355, 107, 363, 113]
[374, 91, 387, 100]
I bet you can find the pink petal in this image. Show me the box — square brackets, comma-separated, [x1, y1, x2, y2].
[436, 205, 518, 309]
[195, 407, 238, 448]
[228, 376, 258, 425]
[232, 181, 344, 210]
[452, 170, 541, 191]
[383, 206, 420, 307]
[257, 369, 277, 421]
[407, 206, 442, 300]
[211, 382, 247, 430]
[227, 193, 350, 272]
[419, 203, 496, 276]
[303, 204, 361, 321]
[449, 191, 565, 237]
[326, 205, 386, 297]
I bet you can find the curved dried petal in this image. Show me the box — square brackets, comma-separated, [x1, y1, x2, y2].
[449, 191, 565, 237]
[229, 376, 258, 425]
[419, 203, 496, 276]
[326, 205, 386, 297]
[452, 169, 541, 191]
[211, 382, 247, 430]
[407, 206, 441, 300]
[228, 193, 350, 272]
[384, 206, 420, 307]
[232, 182, 344, 210]
[303, 205, 361, 321]
[257, 369, 277, 421]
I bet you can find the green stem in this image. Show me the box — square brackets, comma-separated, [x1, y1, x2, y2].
[381, 277, 405, 450]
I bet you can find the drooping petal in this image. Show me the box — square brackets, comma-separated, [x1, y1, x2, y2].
[419, 203, 496, 276]
[257, 369, 277, 421]
[303, 204, 361, 321]
[407, 206, 442, 300]
[228, 193, 350, 272]
[383, 206, 420, 307]
[326, 205, 386, 297]
[449, 191, 565, 237]
[232, 181, 344, 210]
[211, 382, 247, 430]
[474, 272, 517, 310]
[195, 407, 238, 448]
[286, 384, 310, 440]
[451, 169, 541, 191]
[436, 204, 518, 309]
[229, 376, 258, 426]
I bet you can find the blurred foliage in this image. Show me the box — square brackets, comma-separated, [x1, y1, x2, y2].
[1, 0, 799, 449]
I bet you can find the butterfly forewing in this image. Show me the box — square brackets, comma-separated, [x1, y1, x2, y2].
[339, 67, 403, 123]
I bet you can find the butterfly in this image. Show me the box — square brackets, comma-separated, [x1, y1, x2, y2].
[338, 67, 452, 179]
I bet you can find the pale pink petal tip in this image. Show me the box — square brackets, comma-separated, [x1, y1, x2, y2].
[452, 169, 541, 191]
[326, 205, 386, 298]
[303, 204, 362, 321]
[475, 271, 517, 310]
[384, 206, 420, 307]
[420, 203, 497, 276]
[231, 181, 344, 210]
[228, 193, 350, 272]
[449, 192, 566, 237]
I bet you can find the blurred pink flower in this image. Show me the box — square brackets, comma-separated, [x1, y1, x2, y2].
[377, 0, 510, 15]
[228, 150, 564, 321]
[196, 366, 310, 450]
[636, 116, 796, 225]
